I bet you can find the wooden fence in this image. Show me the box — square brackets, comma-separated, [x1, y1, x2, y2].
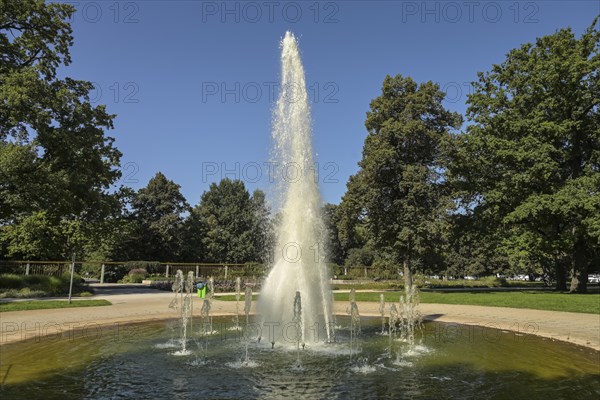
[0, 261, 263, 283]
[0, 261, 380, 282]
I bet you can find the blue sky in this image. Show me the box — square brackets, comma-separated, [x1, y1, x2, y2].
[58, 0, 599, 207]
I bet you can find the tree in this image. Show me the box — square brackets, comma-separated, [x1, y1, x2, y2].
[1, 1, 122, 259]
[341, 75, 462, 289]
[443, 213, 509, 279]
[454, 19, 600, 292]
[194, 179, 267, 264]
[322, 203, 344, 265]
[131, 172, 190, 261]
[250, 189, 272, 263]
[179, 208, 206, 262]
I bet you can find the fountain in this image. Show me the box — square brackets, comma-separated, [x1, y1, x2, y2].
[168, 270, 195, 354]
[2, 32, 599, 400]
[199, 277, 214, 336]
[347, 289, 361, 361]
[388, 303, 399, 358]
[233, 277, 241, 331]
[244, 286, 252, 326]
[379, 293, 386, 334]
[257, 31, 333, 345]
[399, 285, 423, 345]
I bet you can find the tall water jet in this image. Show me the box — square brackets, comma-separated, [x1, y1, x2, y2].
[399, 285, 423, 345]
[244, 286, 252, 326]
[379, 293, 386, 334]
[347, 289, 361, 361]
[168, 270, 195, 354]
[199, 277, 214, 336]
[233, 277, 241, 330]
[258, 31, 333, 344]
[388, 303, 399, 359]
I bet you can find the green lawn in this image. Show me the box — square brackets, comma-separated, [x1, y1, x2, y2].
[0, 299, 112, 312]
[336, 291, 600, 314]
[216, 291, 599, 314]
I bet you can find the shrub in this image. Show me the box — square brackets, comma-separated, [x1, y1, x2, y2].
[327, 263, 343, 278]
[480, 276, 509, 287]
[47, 273, 85, 295]
[117, 269, 148, 283]
[0, 273, 89, 297]
[80, 263, 102, 279]
[125, 261, 162, 275]
[102, 264, 129, 283]
[0, 274, 25, 289]
[23, 275, 49, 286]
[0, 288, 47, 299]
[371, 259, 401, 280]
[243, 262, 268, 278]
[128, 273, 146, 283]
[48, 276, 68, 295]
[346, 267, 367, 279]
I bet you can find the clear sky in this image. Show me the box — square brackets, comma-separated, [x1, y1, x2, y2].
[57, 0, 599, 207]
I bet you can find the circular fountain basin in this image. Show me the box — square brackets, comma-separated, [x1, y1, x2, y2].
[1, 317, 598, 399]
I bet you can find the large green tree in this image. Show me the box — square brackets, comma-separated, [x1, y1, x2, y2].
[341, 75, 462, 288]
[1, 1, 122, 259]
[322, 203, 344, 265]
[250, 189, 272, 264]
[193, 179, 268, 264]
[131, 172, 190, 261]
[453, 19, 600, 292]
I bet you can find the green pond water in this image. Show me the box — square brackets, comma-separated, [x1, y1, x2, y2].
[1, 317, 598, 399]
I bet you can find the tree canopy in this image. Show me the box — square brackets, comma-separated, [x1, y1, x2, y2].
[452, 19, 600, 292]
[339, 75, 462, 287]
[1, 0, 121, 259]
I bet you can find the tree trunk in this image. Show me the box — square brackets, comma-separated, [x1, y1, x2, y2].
[570, 237, 588, 293]
[403, 258, 412, 293]
[555, 259, 567, 291]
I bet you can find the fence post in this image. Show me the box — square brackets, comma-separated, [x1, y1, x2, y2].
[344, 266, 347, 276]
[68, 255, 75, 304]
[165, 264, 170, 278]
[100, 264, 105, 284]
[224, 265, 228, 280]
[25, 263, 30, 276]
[196, 265, 199, 279]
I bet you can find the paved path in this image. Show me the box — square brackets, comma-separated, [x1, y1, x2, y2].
[1, 286, 598, 351]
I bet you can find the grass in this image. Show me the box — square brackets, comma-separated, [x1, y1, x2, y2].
[0, 299, 112, 312]
[331, 281, 403, 290]
[331, 277, 546, 290]
[215, 294, 258, 302]
[0, 273, 92, 298]
[334, 290, 600, 314]
[216, 290, 600, 314]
